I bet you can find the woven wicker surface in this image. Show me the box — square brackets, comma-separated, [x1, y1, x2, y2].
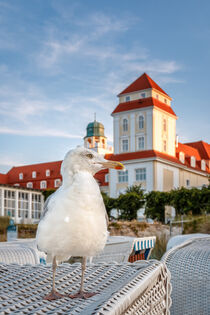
[0, 260, 171, 315]
[92, 236, 156, 263]
[162, 236, 210, 315]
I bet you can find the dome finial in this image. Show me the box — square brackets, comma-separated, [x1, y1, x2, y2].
[94, 112, 96, 121]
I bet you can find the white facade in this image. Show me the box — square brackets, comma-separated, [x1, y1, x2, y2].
[0, 185, 44, 224]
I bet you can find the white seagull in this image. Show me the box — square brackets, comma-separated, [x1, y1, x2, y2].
[36, 146, 124, 300]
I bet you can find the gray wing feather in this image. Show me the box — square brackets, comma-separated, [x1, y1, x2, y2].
[40, 194, 54, 221]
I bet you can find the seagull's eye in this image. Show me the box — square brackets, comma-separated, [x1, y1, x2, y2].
[86, 153, 94, 159]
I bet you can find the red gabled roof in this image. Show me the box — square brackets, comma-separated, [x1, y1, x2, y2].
[6, 161, 62, 189]
[106, 150, 209, 174]
[94, 169, 109, 186]
[0, 173, 8, 184]
[185, 141, 210, 160]
[176, 143, 201, 160]
[119, 73, 170, 97]
[112, 97, 177, 117]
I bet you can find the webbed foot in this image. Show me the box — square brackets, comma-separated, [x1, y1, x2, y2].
[43, 290, 66, 301]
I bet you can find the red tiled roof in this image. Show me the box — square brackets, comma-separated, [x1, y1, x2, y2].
[7, 161, 62, 190]
[0, 173, 8, 184]
[94, 169, 109, 186]
[106, 150, 209, 174]
[176, 143, 201, 160]
[119, 73, 170, 97]
[185, 141, 210, 160]
[112, 97, 177, 117]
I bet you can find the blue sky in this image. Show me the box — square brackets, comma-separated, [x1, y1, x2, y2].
[0, 0, 210, 172]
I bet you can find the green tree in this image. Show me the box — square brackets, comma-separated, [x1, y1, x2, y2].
[145, 191, 170, 223]
[101, 192, 117, 218]
[117, 185, 145, 221]
[43, 189, 56, 201]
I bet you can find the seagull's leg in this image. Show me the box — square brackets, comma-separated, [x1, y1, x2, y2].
[69, 257, 97, 299]
[43, 256, 66, 300]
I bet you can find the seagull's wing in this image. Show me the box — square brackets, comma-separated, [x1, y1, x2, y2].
[40, 194, 54, 221]
[105, 210, 109, 228]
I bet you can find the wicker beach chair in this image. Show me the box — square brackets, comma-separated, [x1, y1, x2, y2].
[162, 236, 210, 315]
[93, 236, 156, 263]
[0, 260, 171, 314]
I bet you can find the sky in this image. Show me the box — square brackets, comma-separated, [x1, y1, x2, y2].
[0, 0, 210, 172]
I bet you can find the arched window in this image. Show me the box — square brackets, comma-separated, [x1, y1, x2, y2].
[163, 118, 167, 132]
[139, 116, 144, 129]
[123, 118, 128, 132]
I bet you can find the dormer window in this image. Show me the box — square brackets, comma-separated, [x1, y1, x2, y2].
[46, 169, 50, 177]
[191, 156, 196, 167]
[54, 179, 61, 187]
[123, 118, 128, 132]
[179, 152, 185, 164]
[125, 96, 130, 102]
[141, 93, 146, 98]
[40, 180, 47, 189]
[32, 171, 36, 178]
[19, 173, 23, 180]
[27, 182, 33, 188]
[164, 98, 167, 104]
[201, 160, 206, 171]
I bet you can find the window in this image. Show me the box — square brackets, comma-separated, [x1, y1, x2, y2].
[139, 116, 144, 129]
[32, 193, 42, 219]
[191, 156, 196, 167]
[163, 140, 167, 152]
[27, 182, 33, 188]
[32, 171, 36, 178]
[123, 118, 128, 132]
[105, 174, 109, 183]
[136, 168, 146, 181]
[141, 93, 146, 98]
[54, 179, 61, 187]
[122, 139, 128, 152]
[46, 169, 50, 177]
[40, 181, 47, 189]
[125, 96, 130, 102]
[4, 189, 15, 218]
[156, 94, 159, 99]
[19, 173, 23, 180]
[164, 98, 167, 104]
[163, 118, 167, 132]
[138, 137, 144, 150]
[18, 192, 29, 218]
[118, 170, 128, 183]
[201, 160, 206, 171]
[186, 179, 190, 187]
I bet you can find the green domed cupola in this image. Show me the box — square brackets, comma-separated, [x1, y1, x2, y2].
[85, 120, 105, 138]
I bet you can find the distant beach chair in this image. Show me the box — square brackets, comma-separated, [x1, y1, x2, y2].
[162, 235, 210, 315]
[0, 260, 171, 314]
[0, 238, 46, 265]
[92, 235, 156, 263]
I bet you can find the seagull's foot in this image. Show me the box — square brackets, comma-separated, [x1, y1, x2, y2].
[43, 289, 66, 301]
[68, 291, 97, 299]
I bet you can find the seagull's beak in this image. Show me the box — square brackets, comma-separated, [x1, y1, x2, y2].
[100, 160, 125, 170]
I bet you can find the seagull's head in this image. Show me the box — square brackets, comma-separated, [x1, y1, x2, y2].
[61, 146, 124, 178]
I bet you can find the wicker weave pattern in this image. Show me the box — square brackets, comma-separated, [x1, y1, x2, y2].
[162, 237, 210, 315]
[0, 261, 171, 314]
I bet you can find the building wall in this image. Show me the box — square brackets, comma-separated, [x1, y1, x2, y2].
[109, 160, 153, 197]
[179, 169, 209, 188]
[155, 161, 179, 191]
[153, 108, 176, 156]
[119, 89, 152, 103]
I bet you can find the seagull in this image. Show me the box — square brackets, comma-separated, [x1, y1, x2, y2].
[36, 146, 124, 300]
